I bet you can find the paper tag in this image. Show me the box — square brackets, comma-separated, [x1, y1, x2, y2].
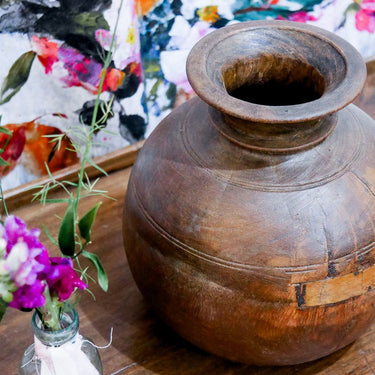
[34, 334, 100, 375]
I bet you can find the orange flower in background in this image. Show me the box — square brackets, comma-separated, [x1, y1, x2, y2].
[197, 6, 221, 23]
[102, 68, 125, 92]
[135, 0, 160, 15]
[23, 120, 79, 175]
[0, 117, 79, 178]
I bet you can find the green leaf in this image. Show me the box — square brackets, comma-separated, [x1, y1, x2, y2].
[0, 125, 12, 136]
[345, 2, 361, 14]
[42, 224, 59, 247]
[0, 51, 36, 105]
[78, 202, 101, 243]
[0, 157, 9, 166]
[58, 202, 76, 257]
[0, 298, 7, 322]
[88, 159, 108, 176]
[44, 198, 71, 203]
[82, 250, 108, 292]
[71, 12, 110, 37]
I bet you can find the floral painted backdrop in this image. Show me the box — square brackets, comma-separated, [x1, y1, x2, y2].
[0, 0, 146, 190]
[1, 0, 375, 190]
[138, 0, 375, 132]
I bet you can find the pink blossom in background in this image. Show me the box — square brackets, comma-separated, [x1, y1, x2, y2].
[288, 11, 318, 22]
[354, 0, 375, 32]
[31, 36, 59, 74]
[95, 29, 117, 50]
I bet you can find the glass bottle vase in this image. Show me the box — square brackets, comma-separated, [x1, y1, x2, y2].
[19, 309, 103, 375]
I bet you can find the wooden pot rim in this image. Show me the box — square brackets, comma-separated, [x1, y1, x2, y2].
[186, 20, 366, 124]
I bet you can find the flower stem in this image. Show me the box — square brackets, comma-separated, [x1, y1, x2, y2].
[0, 181, 8, 216]
[40, 286, 62, 331]
[73, 0, 124, 239]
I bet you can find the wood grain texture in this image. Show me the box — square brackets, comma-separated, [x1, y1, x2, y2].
[123, 21, 375, 366]
[3, 166, 375, 374]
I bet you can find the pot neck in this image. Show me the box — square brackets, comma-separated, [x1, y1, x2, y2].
[32, 309, 79, 347]
[187, 20, 366, 154]
[209, 107, 338, 154]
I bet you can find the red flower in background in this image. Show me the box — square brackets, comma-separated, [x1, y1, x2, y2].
[0, 125, 26, 177]
[31, 36, 125, 94]
[31, 36, 59, 74]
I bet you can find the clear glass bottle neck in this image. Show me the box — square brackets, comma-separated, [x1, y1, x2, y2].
[32, 309, 79, 347]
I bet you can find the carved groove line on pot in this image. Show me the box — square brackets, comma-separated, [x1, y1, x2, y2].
[131, 179, 375, 279]
[181, 106, 363, 192]
[351, 171, 375, 199]
[209, 109, 338, 154]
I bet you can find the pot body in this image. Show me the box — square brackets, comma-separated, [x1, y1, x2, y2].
[123, 21, 375, 365]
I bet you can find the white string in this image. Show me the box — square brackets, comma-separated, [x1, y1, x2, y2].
[19, 343, 41, 375]
[81, 327, 114, 349]
[20, 344, 36, 369]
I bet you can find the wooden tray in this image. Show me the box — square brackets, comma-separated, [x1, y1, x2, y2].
[2, 140, 144, 212]
[354, 57, 375, 119]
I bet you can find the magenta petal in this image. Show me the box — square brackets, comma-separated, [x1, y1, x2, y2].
[9, 281, 46, 309]
[46, 257, 87, 301]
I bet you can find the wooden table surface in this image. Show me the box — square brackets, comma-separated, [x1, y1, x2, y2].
[2, 57, 375, 373]
[2, 165, 375, 375]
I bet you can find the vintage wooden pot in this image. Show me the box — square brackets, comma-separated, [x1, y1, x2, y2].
[122, 21, 375, 365]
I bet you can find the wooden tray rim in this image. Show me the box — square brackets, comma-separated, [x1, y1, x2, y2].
[3, 140, 143, 211]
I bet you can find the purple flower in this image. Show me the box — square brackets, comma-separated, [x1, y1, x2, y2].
[0, 216, 50, 311]
[2, 216, 49, 288]
[46, 257, 87, 301]
[3, 216, 49, 267]
[8, 280, 46, 309]
[57, 46, 102, 90]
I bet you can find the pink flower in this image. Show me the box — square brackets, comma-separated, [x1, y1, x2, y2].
[8, 280, 46, 309]
[46, 257, 87, 301]
[356, 9, 375, 32]
[95, 29, 115, 50]
[288, 11, 317, 23]
[355, 0, 375, 32]
[361, 0, 375, 13]
[31, 36, 59, 74]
